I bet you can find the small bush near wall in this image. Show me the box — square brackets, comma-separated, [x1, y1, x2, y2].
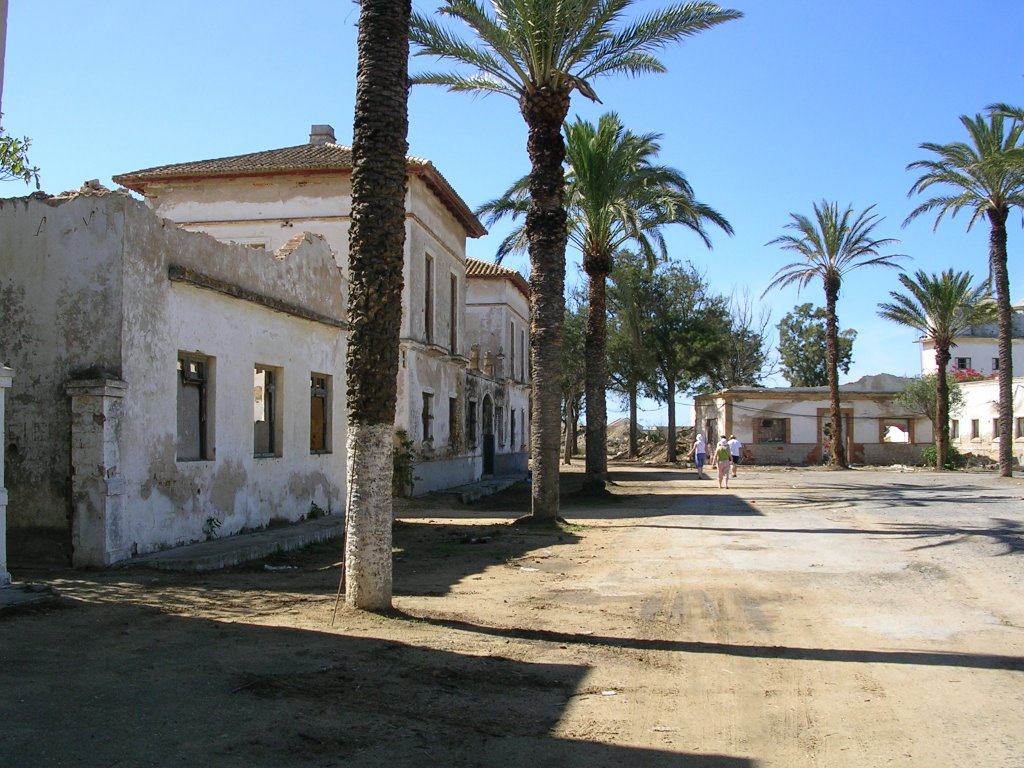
[921, 444, 967, 470]
[393, 430, 417, 497]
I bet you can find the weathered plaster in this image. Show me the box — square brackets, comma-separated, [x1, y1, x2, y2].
[1, 191, 348, 562]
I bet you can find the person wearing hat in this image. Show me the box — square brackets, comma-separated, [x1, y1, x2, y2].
[727, 434, 743, 478]
[711, 437, 732, 489]
[688, 433, 708, 478]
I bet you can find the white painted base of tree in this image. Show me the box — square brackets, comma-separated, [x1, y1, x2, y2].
[344, 422, 394, 610]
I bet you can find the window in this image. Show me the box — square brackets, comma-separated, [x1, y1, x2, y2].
[955, 357, 971, 370]
[970, 419, 980, 439]
[992, 418, 1000, 440]
[754, 417, 787, 444]
[881, 418, 911, 443]
[510, 322, 515, 382]
[421, 392, 434, 442]
[520, 329, 526, 381]
[467, 398, 478, 448]
[950, 419, 960, 439]
[450, 274, 458, 353]
[1016, 417, 1024, 439]
[424, 254, 434, 344]
[705, 418, 718, 446]
[510, 408, 516, 449]
[254, 365, 281, 457]
[497, 406, 505, 446]
[521, 409, 526, 448]
[177, 353, 212, 461]
[449, 396, 459, 448]
[310, 374, 331, 454]
[993, 357, 1000, 371]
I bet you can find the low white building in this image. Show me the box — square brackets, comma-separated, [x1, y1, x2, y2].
[0, 190, 347, 566]
[693, 375, 931, 466]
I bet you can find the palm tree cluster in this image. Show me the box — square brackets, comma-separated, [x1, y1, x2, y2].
[342, 0, 1023, 607]
[411, 0, 742, 514]
[478, 112, 732, 491]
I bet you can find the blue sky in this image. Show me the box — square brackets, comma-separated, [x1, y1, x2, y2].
[4, 0, 1023, 426]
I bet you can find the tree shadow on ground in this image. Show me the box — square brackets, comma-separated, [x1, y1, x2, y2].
[398, 612, 1024, 673]
[630, 517, 1024, 556]
[462, 471, 763, 521]
[0, 600, 753, 768]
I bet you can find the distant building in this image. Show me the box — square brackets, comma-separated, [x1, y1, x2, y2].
[693, 375, 931, 466]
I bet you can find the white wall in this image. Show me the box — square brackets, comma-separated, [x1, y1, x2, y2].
[949, 377, 1024, 463]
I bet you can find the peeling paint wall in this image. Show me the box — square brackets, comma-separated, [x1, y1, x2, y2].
[0, 191, 347, 563]
[0, 193, 126, 559]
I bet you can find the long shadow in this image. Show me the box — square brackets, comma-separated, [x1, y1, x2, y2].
[400, 612, 1024, 673]
[24, 520, 583, 612]
[631, 517, 1024, 556]
[466, 476, 764, 521]
[0, 599, 753, 767]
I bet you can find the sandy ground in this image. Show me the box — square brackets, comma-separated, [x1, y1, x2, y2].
[2, 464, 1023, 768]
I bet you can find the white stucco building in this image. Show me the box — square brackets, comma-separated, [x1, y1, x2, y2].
[919, 300, 1024, 377]
[114, 125, 530, 495]
[1, 190, 347, 566]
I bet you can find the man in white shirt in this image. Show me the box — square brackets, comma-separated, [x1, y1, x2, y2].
[727, 435, 743, 478]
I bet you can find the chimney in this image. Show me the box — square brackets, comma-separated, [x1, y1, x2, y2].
[309, 124, 336, 145]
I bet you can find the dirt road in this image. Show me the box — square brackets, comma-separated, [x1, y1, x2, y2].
[2, 465, 1022, 767]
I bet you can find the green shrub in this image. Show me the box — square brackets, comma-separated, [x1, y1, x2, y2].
[393, 430, 417, 497]
[921, 444, 967, 470]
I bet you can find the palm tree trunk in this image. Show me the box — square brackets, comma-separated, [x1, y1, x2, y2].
[987, 208, 1014, 478]
[584, 270, 609, 491]
[666, 376, 677, 463]
[823, 278, 847, 468]
[628, 386, 638, 459]
[343, 0, 410, 610]
[934, 344, 951, 470]
[521, 87, 570, 520]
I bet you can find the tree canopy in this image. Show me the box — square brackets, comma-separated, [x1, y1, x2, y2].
[777, 303, 856, 387]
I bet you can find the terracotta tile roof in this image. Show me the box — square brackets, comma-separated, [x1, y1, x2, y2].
[113, 142, 486, 239]
[466, 257, 530, 299]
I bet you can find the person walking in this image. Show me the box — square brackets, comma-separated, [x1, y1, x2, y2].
[689, 433, 708, 478]
[711, 437, 732, 489]
[727, 434, 743, 478]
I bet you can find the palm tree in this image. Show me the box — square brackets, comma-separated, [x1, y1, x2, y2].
[905, 113, 1024, 477]
[344, 0, 412, 610]
[877, 270, 995, 470]
[765, 201, 904, 468]
[411, 0, 742, 520]
[477, 112, 731, 492]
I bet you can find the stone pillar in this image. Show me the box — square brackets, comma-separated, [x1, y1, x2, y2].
[66, 379, 129, 567]
[0, 366, 13, 585]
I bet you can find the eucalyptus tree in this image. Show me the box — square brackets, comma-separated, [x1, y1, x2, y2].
[410, 0, 741, 519]
[877, 269, 995, 470]
[765, 202, 904, 468]
[478, 112, 731, 491]
[905, 112, 1024, 477]
[343, 0, 412, 610]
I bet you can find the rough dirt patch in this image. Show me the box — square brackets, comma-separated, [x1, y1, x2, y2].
[2, 464, 1023, 767]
